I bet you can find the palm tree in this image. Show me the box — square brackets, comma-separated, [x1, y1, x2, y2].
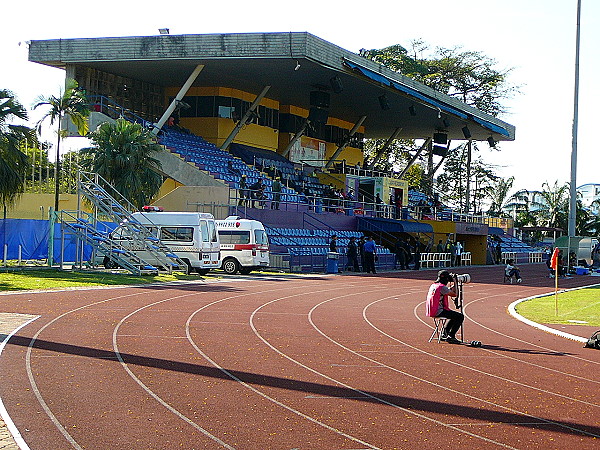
[0, 89, 37, 213]
[535, 181, 570, 230]
[81, 118, 163, 209]
[34, 79, 89, 211]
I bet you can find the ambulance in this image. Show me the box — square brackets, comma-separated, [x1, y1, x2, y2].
[102, 210, 221, 274]
[215, 216, 269, 274]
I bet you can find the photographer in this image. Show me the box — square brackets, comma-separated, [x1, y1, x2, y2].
[425, 270, 464, 344]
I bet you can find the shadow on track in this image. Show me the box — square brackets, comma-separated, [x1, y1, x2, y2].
[7, 335, 598, 439]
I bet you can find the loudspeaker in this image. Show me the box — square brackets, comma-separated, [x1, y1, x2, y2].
[408, 105, 417, 116]
[308, 107, 329, 124]
[487, 136, 496, 147]
[310, 91, 330, 109]
[378, 94, 390, 111]
[433, 132, 447, 145]
[330, 76, 343, 94]
[462, 126, 472, 139]
[432, 144, 448, 157]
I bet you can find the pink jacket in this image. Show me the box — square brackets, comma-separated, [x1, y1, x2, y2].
[426, 282, 450, 317]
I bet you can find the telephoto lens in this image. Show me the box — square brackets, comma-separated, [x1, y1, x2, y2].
[455, 274, 471, 284]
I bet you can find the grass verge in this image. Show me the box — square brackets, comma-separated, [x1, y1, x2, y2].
[516, 285, 600, 327]
[0, 269, 203, 292]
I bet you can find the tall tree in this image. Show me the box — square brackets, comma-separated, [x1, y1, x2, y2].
[34, 79, 89, 211]
[435, 142, 497, 211]
[534, 181, 570, 230]
[361, 40, 516, 206]
[0, 89, 37, 211]
[363, 39, 517, 116]
[81, 118, 163, 209]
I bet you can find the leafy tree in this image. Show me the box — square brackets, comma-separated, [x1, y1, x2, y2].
[81, 118, 163, 209]
[363, 39, 517, 116]
[435, 142, 497, 211]
[0, 89, 37, 210]
[34, 79, 89, 211]
[363, 138, 426, 189]
[361, 39, 517, 205]
[533, 181, 570, 230]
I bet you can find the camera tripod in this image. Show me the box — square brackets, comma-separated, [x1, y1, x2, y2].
[452, 276, 482, 347]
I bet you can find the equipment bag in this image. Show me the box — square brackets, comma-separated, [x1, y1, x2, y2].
[584, 330, 600, 349]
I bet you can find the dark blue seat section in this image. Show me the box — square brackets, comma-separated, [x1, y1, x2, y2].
[266, 227, 391, 257]
[230, 143, 323, 199]
[160, 130, 302, 203]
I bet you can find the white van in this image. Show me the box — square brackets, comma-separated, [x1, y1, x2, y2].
[104, 211, 220, 274]
[215, 216, 269, 274]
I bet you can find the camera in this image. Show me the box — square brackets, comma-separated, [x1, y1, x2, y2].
[451, 273, 471, 284]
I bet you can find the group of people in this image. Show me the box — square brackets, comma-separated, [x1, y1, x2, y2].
[329, 235, 379, 274]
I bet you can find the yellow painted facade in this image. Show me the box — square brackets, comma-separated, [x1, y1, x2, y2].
[4, 193, 84, 220]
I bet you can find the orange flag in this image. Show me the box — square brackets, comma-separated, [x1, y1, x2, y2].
[550, 247, 560, 270]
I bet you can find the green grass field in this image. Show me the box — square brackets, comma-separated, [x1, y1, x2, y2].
[0, 269, 203, 292]
[516, 285, 600, 327]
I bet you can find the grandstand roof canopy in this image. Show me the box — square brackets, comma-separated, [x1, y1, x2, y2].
[29, 32, 515, 142]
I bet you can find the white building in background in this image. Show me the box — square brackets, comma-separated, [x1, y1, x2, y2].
[577, 183, 600, 214]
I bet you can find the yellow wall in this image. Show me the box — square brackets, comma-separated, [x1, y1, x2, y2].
[4, 193, 84, 220]
[151, 186, 230, 218]
[460, 235, 487, 265]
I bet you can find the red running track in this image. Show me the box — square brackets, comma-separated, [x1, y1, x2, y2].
[0, 264, 599, 449]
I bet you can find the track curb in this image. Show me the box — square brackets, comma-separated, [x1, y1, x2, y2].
[508, 283, 600, 344]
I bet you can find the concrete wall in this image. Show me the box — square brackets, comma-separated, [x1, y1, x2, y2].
[151, 186, 230, 218]
[3, 193, 83, 220]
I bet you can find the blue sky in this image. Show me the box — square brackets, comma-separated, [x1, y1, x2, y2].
[2, 0, 597, 194]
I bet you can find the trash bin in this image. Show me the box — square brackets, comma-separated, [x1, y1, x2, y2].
[326, 252, 339, 274]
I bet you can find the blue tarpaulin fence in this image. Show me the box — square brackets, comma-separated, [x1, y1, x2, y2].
[0, 219, 116, 263]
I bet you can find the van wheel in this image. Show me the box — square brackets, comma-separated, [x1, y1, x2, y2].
[103, 257, 119, 269]
[239, 268, 252, 275]
[222, 258, 240, 275]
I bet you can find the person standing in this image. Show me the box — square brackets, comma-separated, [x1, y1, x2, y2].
[363, 236, 377, 274]
[425, 270, 463, 344]
[495, 241, 502, 264]
[358, 236, 366, 272]
[346, 236, 360, 272]
[412, 239, 422, 270]
[455, 241, 463, 266]
[394, 238, 408, 270]
[238, 174, 248, 206]
[329, 234, 338, 253]
[271, 177, 282, 210]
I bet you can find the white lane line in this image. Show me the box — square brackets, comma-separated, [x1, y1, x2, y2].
[112, 292, 240, 450]
[416, 294, 600, 379]
[24, 290, 150, 450]
[0, 315, 39, 450]
[186, 285, 382, 450]
[249, 288, 516, 449]
[357, 296, 600, 437]
[300, 291, 518, 448]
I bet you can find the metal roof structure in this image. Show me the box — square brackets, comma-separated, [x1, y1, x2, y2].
[29, 32, 515, 142]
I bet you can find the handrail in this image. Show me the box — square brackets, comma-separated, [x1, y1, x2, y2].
[88, 95, 153, 128]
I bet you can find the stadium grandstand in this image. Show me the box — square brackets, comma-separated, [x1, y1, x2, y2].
[14, 31, 542, 272]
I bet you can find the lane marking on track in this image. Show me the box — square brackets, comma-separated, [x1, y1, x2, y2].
[343, 296, 600, 437]
[0, 314, 39, 450]
[186, 284, 382, 450]
[250, 288, 516, 449]
[24, 290, 155, 450]
[416, 293, 600, 378]
[308, 291, 600, 440]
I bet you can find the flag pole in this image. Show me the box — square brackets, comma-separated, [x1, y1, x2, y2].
[555, 262, 559, 315]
